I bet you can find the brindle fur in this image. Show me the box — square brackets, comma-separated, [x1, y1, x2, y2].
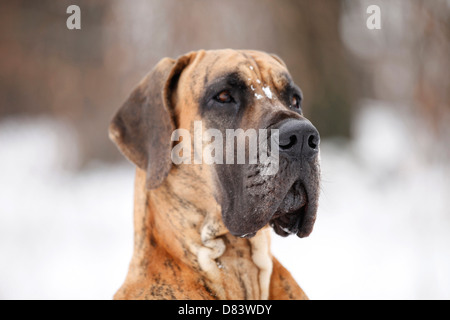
[110, 49, 315, 300]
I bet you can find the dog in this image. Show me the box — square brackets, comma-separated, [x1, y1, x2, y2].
[109, 49, 320, 300]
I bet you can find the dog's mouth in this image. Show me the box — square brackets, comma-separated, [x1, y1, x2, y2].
[269, 180, 315, 238]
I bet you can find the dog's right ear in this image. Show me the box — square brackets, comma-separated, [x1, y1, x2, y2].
[109, 54, 196, 189]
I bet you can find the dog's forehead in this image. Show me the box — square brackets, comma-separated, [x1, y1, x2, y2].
[189, 50, 290, 90]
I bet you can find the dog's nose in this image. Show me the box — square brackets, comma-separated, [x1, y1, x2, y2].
[278, 119, 320, 159]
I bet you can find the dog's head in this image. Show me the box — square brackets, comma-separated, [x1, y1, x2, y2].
[110, 49, 320, 239]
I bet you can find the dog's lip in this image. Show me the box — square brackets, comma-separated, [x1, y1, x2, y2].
[296, 181, 318, 238]
[270, 180, 316, 238]
[270, 206, 305, 237]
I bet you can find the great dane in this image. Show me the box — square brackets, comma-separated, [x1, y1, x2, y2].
[109, 49, 320, 300]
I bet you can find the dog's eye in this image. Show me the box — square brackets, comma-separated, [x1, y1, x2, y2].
[214, 90, 234, 104]
[291, 94, 301, 110]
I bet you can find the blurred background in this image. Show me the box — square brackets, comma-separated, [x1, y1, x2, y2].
[0, 0, 449, 299]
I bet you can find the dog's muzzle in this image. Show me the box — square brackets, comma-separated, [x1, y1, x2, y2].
[270, 119, 320, 238]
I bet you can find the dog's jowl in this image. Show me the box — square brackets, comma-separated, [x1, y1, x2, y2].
[109, 49, 320, 300]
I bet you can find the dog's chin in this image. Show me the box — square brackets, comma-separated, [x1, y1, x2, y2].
[225, 165, 320, 239]
[269, 180, 315, 238]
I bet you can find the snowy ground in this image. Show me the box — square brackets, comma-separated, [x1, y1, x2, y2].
[1, 103, 449, 299]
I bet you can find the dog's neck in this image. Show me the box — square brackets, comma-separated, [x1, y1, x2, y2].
[129, 167, 273, 300]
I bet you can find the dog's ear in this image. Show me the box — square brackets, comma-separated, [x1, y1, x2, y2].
[109, 53, 196, 189]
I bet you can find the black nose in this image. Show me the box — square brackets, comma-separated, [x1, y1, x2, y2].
[278, 119, 320, 159]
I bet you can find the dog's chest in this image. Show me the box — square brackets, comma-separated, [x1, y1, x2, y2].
[212, 235, 264, 299]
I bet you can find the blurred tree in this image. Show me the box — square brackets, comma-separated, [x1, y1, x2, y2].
[0, 0, 373, 165]
[268, 0, 361, 139]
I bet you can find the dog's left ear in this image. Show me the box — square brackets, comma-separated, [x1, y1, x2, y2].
[109, 52, 196, 189]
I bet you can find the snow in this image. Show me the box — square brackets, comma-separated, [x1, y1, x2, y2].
[0, 117, 134, 300]
[272, 102, 450, 299]
[1, 103, 449, 299]
[262, 86, 273, 99]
